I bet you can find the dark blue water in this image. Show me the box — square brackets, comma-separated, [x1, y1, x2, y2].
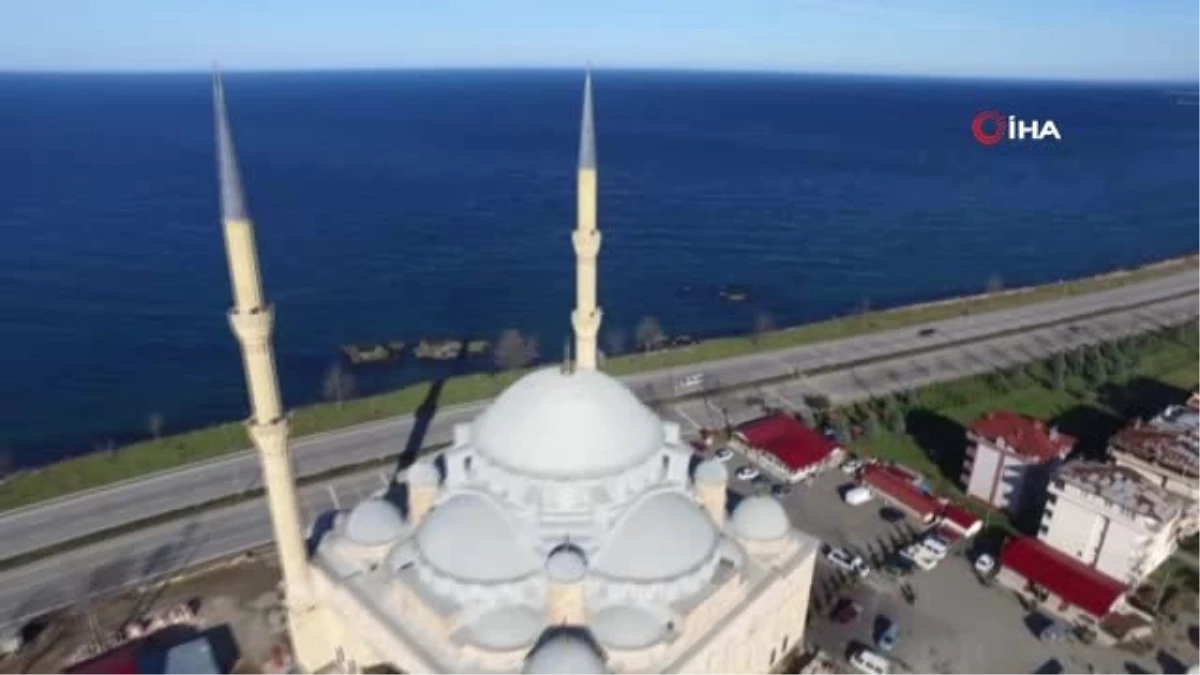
[1, 70, 1196, 466]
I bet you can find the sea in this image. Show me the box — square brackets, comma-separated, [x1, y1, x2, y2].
[0, 70, 1196, 467]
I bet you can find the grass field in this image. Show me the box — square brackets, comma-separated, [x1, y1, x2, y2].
[0, 255, 1194, 513]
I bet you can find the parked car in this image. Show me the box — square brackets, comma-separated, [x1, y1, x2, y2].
[825, 547, 871, 577]
[974, 553, 996, 576]
[917, 327, 937, 338]
[875, 617, 899, 653]
[714, 447, 734, 462]
[900, 544, 940, 571]
[735, 466, 759, 481]
[918, 533, 951, 558]
[676, 373, 706, 392]
[831, 598, 863, 624]
[881, 553, 915, 577]
[843, 486, 874, 506]
[848, 646, 890, 675]
[840, 459, 864, 475]
[878, 506, 906, 523]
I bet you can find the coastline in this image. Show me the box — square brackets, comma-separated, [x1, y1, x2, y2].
[0, 253, 1194, 512]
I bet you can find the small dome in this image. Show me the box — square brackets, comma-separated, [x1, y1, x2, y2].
[416, 493, 540, 582]
[693, 458, 728, 485]
[344, 498, 407, 546]
[546, 544, 588, 583]
[589, 606, 669, 649]
[524, 630, 607, 674]
[462, 606, 546, 651]
[593, 493, 719, 581]
[473, 368, 664, 479]
[407, 460, 441, 486]
[731, 495, 790, 541]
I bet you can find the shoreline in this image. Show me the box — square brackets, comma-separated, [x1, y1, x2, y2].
[0, 253, 1195, 511]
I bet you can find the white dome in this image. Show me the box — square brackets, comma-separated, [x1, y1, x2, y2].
[473, 368, 664, 479]
[462, 606, 546, 651]
[524, 630, 607, 674]
[589, 605, 669, 649]
[546, 544, 588, 583]
[416, 493, 540, 583]
[407, 460, 440, 486]
[731, 495, 790, 541]
[593, 493, 719, 581]
[694, 458, 728, 484]
[344, 498, 407, 546]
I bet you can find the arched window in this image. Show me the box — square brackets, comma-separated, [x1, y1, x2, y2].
[782, 635, 789, 652]
[463, 456, 473, 475]
[769, 649, 776, 665]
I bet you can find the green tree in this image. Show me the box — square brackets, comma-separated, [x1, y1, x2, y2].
[1051, 353, 1066, 391]
[886, 403, 906, 435]
[864, 412, 881, 438]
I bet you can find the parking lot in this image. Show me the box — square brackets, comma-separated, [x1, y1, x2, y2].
[714, 448, 1182, 674]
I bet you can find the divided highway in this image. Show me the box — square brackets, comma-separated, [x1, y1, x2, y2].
[1, 270, 1195, 565]
[0, 284, 1194, 628]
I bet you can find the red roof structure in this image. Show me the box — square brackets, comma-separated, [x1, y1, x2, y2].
[860, 464, 942, 520]
[939, 504, 982, 537]
[65, 642, 144, 674]
[968, 411, 1075, 461]
[736, 414, 839, 473]
[999, 536, 1127, 618]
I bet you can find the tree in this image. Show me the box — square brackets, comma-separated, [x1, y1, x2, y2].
[604, 329, 627, 356]
[752, 312, 775, 343]
[494, 329, 538, 371]
[1051, 353, 1066, 391]
[833, 415, 851, 445]
[986, 273, 1004, 293]
[635, 316, 665, 352]
[1085, 352, 1108, 386]
[322, 361, 356, 407]
[864, 412, 881, 438]
[147, 412, 165, 439]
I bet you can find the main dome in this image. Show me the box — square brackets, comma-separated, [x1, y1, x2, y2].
[472, 368, 665, 479]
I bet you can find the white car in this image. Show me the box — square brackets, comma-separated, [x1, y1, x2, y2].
[676, 373, 706, 392]
[918, 534, 950, 558]
[900, 544, 940, 571]
[735, 466, 760, 481]
[849, 647, 890, 675]
[843, 486, 874, 506]
[715, 447, 734, 462]
[841, 459, 864, 475]
[974, 553, 996, 576]
[825, 547, 871, 578]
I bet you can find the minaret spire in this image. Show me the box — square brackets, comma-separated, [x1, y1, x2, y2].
[213, 71, 313, 613]
[571, 68, 602, 370]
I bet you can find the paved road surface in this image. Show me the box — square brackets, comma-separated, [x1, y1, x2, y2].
[0, 290, 1195, 628]
[2, 270, 1193, 564]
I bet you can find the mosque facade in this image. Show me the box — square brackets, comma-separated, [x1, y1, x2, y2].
[213, 71, 818, 674]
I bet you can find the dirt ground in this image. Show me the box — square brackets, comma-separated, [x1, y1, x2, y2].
[1, 549, 287, 675]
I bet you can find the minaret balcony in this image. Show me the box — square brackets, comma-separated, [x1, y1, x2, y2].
[229, 305, 275, 347]
[572, 230, 602, 258]
[572, 308, 603, 337]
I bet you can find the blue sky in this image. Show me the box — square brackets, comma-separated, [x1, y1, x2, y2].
[4, 0, 1197, 81]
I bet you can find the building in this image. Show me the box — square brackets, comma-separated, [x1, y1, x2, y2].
[734, 414, 842, 483]
[937, 504, 983, 540]
[995, 536, 1128, 626]
[858, 464, 942, 524]
[213, 71, 818, 674]
[962, 411, 1076, 517]
[1039, 462, 1186, 585]
[1108, 403, 1199, 537]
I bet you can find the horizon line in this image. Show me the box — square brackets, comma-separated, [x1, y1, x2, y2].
[0, 64, 1194, 86]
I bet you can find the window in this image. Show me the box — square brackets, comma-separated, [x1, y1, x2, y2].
[769, 649, 776, 665]
[1039, 524, 1049, 535]
[1045, 494, 1057, 506]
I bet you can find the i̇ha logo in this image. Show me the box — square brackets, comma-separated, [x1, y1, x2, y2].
[971, 111, 1062, 146]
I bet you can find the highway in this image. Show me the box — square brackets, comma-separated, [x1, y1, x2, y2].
[0, 269, 1195, 564]
[0, 288, 1195, 628]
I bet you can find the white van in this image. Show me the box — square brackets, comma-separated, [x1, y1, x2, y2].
[676, 373, 706, 392]
[849, 647, 890, 675]
[843, 486, 874, 506]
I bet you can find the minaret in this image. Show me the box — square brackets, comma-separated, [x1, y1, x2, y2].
[571, 70, 603, 371]
[214, 72, 312, 607]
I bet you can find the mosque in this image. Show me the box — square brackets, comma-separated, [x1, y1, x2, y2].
[214, 70, 818, 674]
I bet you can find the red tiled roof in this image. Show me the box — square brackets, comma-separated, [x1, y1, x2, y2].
[860, 464, 941, 519]
[999, 536, 1126, 618]
[737, 414, 839, 473]
[65, 642, 144, 674]
[969, 410, 1075, 461]
[940, 504, 982, 535]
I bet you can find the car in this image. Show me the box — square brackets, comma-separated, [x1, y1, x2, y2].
[917, 327, 937, 338]
[881, 553, 914, 577]
[843, 485, 874, 506]
[714, 447, 734, 462]
[900, 544, 940, 571]
[840, 459, 864, 475]
[878, 506, 906, 523]
[848, 646, 890, 675]
[735, 466, 759, 481]
[771, 484, 792, 497]
[825, 547, 871, 577]
[974, 552, 996, 576]
[874, 617, 899, 653]
[675, 373, 706, 392]
[830, 598, 863, 624]
[918, 533, 951, 558]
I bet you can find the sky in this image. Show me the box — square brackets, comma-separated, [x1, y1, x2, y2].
[3, 0, 1197, 81]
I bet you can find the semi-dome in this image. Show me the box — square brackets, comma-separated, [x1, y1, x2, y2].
[546, 544, 588, 583]
[473, 368, 664, 479]
[524, 630, 607, 674]
[593, 492, 719, 581]
[407, 460, 441, 486]
[344, 498, 407, 546]
[693, 458, 728, 485]
[589, 605, 669, 649]
[731, 495, 790, 541]
[416, 492, 540, 583]
[462, 606, 546, 651]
